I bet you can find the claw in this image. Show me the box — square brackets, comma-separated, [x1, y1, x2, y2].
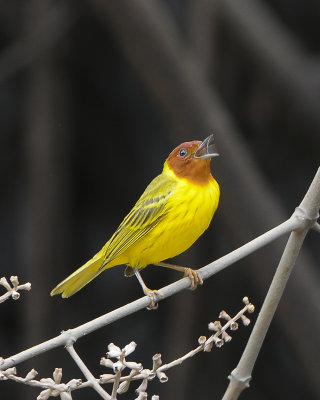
[183, 268, 203, 290]
[145, 289, 162, 310]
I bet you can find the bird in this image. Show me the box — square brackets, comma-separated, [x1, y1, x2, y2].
[51, 135, 220, 309]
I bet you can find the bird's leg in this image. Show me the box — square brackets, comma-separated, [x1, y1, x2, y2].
[134, 267, 162, 310]
[156, 262, 203, 290]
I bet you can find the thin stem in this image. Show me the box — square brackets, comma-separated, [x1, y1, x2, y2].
[1, 372, 69, 392]
[110, 370, 121, 400]
[158, 345, 203, 371]
[65, 344, 111, 400]
[0, 292, 13, 304]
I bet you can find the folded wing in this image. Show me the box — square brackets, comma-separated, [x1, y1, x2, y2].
[101, 173, 177, 268]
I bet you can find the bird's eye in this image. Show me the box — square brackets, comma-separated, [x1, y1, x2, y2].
[179, 148, 187, 158]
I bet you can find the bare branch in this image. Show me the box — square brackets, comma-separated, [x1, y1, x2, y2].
[1, 168, 318, 398]
[0, 211, 299, 371]
[222, 168, 320, 400]
[66, 344, 110, 400]
[1, 299, 252, 398]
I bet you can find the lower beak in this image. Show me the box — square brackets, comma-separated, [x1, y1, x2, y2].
[194, 135, 219, 159]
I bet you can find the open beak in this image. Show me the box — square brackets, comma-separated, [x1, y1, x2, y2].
[194, 134, 219, 159]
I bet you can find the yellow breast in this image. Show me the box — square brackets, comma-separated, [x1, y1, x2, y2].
[124, 172, 220, 268]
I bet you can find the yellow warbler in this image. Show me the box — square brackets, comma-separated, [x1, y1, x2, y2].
[51, 135, 220, 308]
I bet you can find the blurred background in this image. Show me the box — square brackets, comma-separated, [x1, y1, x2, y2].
[0, 0, 319, 399]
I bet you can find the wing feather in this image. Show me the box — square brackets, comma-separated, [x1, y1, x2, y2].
[101, 173, 177, 267]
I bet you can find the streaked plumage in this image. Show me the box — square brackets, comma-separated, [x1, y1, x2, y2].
[51, 136, 220, 300]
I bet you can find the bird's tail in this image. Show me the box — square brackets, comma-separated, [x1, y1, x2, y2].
[50, 249, 105, 298]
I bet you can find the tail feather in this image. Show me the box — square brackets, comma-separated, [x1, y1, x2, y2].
[50, 250, 104, 298]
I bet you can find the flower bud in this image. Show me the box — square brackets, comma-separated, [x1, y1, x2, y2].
[204, 341, 214, 352]
[135, 391, 148, 400]
[123, 342, 137, 356]
[67, 378, 82, 389]
[152, 353, 162, 371]
[37, 389, 52, 400]
[208, 321, 222, 332]
[100, 357, 114, 368]
[156, 370, 168, 383]
[136, 377, 148, 393]
[11, 291, 20, 300]
[241, 314, 251, 326]
[0, 277, 10, 290]
[247, 304, 255, 313]
[24, 369, 38, 382]
[230, 321, 238, 331]
[107, 343, 122, 358]
[60, 392, 72, 400]
[100, 374, 114, 383]
[124, 361, 142, 371]
[222, 331, 232, 342]
[10, 276, 19, 287]
[219, 310, 231, 321]
[4, 367, 17, 376]
[198, 336, 206, 345]
[20, 282, 32, 291]
[53, 368, 62, 384]
[242, 296, 249, 305]
[117, 380, 130, 394]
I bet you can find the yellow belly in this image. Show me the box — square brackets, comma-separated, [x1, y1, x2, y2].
[119, 178, 219, 268]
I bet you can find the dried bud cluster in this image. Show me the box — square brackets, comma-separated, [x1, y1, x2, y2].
[100, 341, 164, 399]
[0, 297, 253, 399]
[0, 365, 81, 400]
[202, 297, 255, 351]
[0, 276, 31, 304]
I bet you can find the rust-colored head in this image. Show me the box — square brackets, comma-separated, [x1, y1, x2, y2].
[166, 135, 219, 185]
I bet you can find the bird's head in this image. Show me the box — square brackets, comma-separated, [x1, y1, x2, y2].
[166, 135, 219, 185]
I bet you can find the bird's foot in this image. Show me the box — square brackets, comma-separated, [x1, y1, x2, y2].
[133, 266, 163, 310]
[143, 288, 163, 310]
[183, 268, 203, 290]
[156, 262, 203, 291]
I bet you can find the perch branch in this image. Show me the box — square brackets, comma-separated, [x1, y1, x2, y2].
[1, 167, 319, 371]
[0, 211, 298, 371]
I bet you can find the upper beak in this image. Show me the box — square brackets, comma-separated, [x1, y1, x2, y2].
[194, 135, 219, 159]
